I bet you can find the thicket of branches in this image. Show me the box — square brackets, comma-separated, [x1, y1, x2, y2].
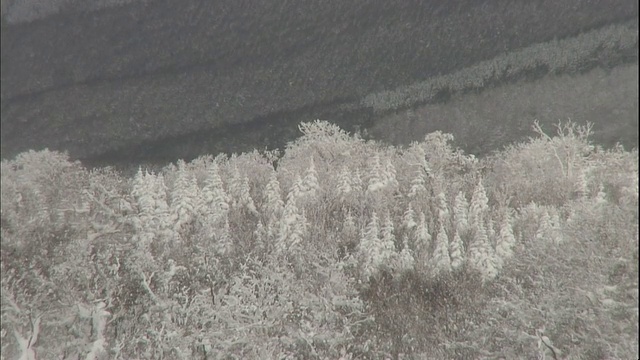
[1, 120, 637, 359]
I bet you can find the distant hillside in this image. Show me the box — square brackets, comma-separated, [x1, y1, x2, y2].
[1, 0, 637, 164]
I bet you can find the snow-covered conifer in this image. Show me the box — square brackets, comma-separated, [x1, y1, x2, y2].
[298, 156, 321, 202]
[201, 161, 230, 222]
[170, 160, 200, 233]
[398, 235, 415, 273]
[367, 154, 385, 193]
[468, 217, 499, 282]
[228, 164, 258, 215]
[380, 213, 397, 260]
[262, 171, 284, 217]
[436, 191, 450, 224]
[402, 202, 418, 231]
[254, 221, 267, 253]
[433, 222, 452, 276]
[216, 213, 233, 256]
[239, 175, 259, 216]
[453, 191, 469, 234]
[342, 209, 358, 240]
[152, 173, 171, 229]
[276, 189, 308, 254]
[487, 217, 496, 244]
[469, 177, 489, 230]
[287, 175, 305, 204]
[535, 209, 552, 241]
[408, 166, 427, 198]
[352, 168, 364, 194]
[337, 166, 353, 199]
[449, 229, 465, 271]
[495, 212, 516, 265]
[359, 212, 382, 277]
[414, 211, 432, 260]
[383, 157, 399, 188]
[132, 167, 156, 221]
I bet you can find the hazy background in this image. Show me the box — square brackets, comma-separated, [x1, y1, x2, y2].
[1, 0, 637, 171]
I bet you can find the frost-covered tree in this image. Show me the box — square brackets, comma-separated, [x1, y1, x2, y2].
[132, 167, 156, 223]
[359, 211, 382, 279]
[342, 209, 358, 241]
[337, 165, 353, 200]
[535, 209, 552, 242]
[435, 191, 450, 225]
[131, 168, 171, 234]
[276, 179, 308, 254]
[201, 160, 230, 223]
[383, 157, 399, 188]
[408, 166, 427, 198]
[486, 217, 496, 245]
[228, 165, 259, 216]
[453, 191, 469, 235]
[469, 177, 489, 230]
[287, 175, 305, 204]
[495, 212, 516, 267]
[367, 154, 386, 193]
[254, 221, 267, 253]
[398, 235, 415, 273]
[414, 211, 432, 271]
[216, 213, 234, 257]
[468, 217, 499, 282]
[352, 168, 364, 194]
[170, 160, 200, 234]
[380, 213, 397, 260]
[301, 156, 320, 200]
[536, 207, 563, 245]
[433, 222, 452, 276]
[449, 229, 465, 271]
[262, 171, 284, 239]
[402, 202, 418, 231]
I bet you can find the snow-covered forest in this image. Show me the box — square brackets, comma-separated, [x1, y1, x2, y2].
[1, 120, 638, 359]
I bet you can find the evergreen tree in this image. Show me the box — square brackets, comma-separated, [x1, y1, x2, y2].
[132, 167, 156, 223]
[495, 212, 516, 267]
[262, 171, 284, 216]
[228, 164, 258, 215]
[414, 211, 432, 272]
[535, 209, 552, 241]
[352, 168, 364, 194]
[380, 213, 397, 262]
[216, 212, 234, 256]
[367, 154, 385, 193]
[383, 157, 399, 188]
[433, 222, 452, 276]
[436, 191, 450, 224]
[398, 234, 415, 273]
[453, 191, 469, 235]
[170, 160, 200, 234]
[468, 217, 499, 282]
[342, 209, 358, 241]
[402, 202, 418, 231]
[276, 178, 308, 254]
[359, 211, 381, 279]
[408, 165, 427, 198]
[449, 229, 465, 271]
[301, 156, 320, 199]
[337, 165, 353, 200]
[201, 161, 230, 223]
[469, 177, 489, 231]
